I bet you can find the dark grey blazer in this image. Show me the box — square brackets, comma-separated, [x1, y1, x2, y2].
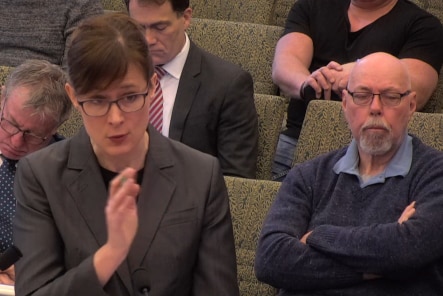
[13, 127, 239, 296]
[169, 41, 258, 179]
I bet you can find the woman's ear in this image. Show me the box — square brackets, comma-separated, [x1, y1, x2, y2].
[65, 83, 80, 110]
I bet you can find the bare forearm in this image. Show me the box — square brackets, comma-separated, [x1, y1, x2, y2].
[272, 55, 310, 98]
[272, 32, 313, 98]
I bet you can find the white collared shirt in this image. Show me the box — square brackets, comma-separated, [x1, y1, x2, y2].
[158, 33, 190, 137]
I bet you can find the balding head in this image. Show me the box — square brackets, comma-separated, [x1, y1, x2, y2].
[342, 52, 416, 157]
[348, 52, 411, 92]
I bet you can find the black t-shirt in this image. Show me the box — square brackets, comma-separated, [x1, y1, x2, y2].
[282, 0, 443, 139]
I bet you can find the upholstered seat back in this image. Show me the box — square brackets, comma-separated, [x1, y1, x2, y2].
[0, 66, 13, 87]
[187, 18, 283, 95]
[57, 109, 83, 138]
[271, 0, 296, 26]
[293, 100, 351, 166]
[191, 0, 275, 25]
[224, 176, 280, 296]
[254, 94, 287, 180]
[101, 0, 126, 11]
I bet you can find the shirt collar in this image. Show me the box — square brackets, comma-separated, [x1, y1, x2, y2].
[333, 134, 413, 187]
[161, 33, 190, 80]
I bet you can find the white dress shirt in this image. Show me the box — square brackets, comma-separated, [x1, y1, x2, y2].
[158, 33, 190, 137]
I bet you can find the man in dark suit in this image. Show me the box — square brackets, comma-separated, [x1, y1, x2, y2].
[126, 0, 258, 179]
[0, 59, 71, 285]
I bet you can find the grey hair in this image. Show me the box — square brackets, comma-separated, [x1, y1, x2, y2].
[3, 59, 72, 126]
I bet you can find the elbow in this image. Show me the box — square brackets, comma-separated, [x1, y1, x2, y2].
[254, 255, 268, 283]
[254, 245, 279, 286]
[415, 90, 435, 111]
[271, 63, 280, 86]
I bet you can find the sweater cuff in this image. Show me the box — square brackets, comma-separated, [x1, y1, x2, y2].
[306, 225, 342, 253]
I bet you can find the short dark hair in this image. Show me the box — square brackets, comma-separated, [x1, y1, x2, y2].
[66, 12, 154, 95]
[125, 0, 190, 13]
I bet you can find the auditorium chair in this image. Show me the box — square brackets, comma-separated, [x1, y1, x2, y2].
[271, 0, 295, 26]
[0, 66, 13, 86]
[57, 109, 83, 138]
[101, 0, 126, 11]
[187, 18, 283, 95]
[254, 94, 287, 180]
[191, 0, 275, 25]
[224, 176, 280, 296]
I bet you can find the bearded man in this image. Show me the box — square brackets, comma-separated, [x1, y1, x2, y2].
[255, 52, 443, 295]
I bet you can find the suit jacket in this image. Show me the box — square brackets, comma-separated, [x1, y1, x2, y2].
[13, 127, 239, 296]
[169, 41, 258, 179]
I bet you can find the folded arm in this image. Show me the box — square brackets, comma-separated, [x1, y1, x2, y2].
[306, 191, 443, 277]
[255, 169, 363, 291]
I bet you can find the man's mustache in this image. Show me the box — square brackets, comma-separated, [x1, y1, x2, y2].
[361, 120, 391, 132]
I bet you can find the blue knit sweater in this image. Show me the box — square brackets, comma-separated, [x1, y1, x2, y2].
[255, 136, 443, 295]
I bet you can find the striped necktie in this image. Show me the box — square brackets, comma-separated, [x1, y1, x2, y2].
[0, 156, 17, 252]
[150, 66, 167, 132]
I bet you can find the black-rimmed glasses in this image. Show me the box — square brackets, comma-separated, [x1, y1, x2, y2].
[0, 112, 48, 145]
[346, 89, 411, 107]
[77, 88, 149, 117]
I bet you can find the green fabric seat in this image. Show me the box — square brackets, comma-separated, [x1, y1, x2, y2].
[57, 109, 83, 138]
[224, 176, 280, 296]
[271, 0, 295, 26]
[188, 18, 283, 95]
[191, 0, 274, 25]
[254, 94, 287, 180]
[0, 66, 13, 86]
[101, 0, 126, 11]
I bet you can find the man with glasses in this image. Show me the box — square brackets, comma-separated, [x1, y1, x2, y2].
[255, 52, 443, 295]
[271, 0, 443, 181]
[0, 59, 71, 284]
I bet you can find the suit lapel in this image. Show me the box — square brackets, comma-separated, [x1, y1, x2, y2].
[65, 128, 133, 293]
[169, 42, 202, 141]
[128, 127, 176, 269]
[64, 128, 177, 292]
[66, 129, 108, 246]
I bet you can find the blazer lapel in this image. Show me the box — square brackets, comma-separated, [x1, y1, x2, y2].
[169, 41, 202, 141]
[65, 128, 133, 293]
[128, 128, 176, 269]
